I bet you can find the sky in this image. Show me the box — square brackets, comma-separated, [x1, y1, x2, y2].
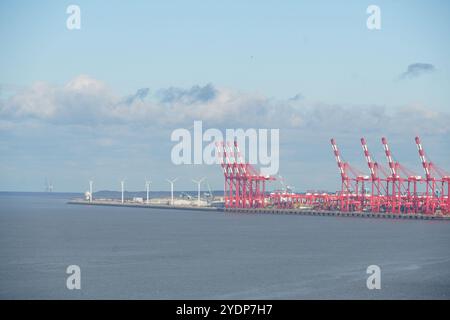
[0, 0, 449, 192]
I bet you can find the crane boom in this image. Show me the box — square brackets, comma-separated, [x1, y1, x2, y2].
[330, 138, 347, 179]
[361, 137, 377, 180]
[381, 137, 397, 177]
[415, 136, 431, 180]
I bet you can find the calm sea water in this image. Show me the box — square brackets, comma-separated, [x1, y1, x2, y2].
[0, 192, 449, 299]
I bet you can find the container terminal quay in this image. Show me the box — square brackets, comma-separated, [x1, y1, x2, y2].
[68, 136, 450, 221]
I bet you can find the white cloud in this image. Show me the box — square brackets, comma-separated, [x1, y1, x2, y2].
[1, 75, 449, 137]
[6, 81, 58, 118]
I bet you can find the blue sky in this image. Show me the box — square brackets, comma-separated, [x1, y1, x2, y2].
[1, 0, 449, 192]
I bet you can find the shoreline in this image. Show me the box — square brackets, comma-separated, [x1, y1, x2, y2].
[67, 199, 222, 212]
[67, 199, 450, 220]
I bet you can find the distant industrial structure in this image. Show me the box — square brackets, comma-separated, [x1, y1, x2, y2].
[44, 178, 53, 192]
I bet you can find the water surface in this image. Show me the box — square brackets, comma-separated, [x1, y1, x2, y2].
[0, 192, 449, 299]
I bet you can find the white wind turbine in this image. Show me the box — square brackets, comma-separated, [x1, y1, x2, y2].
[145, 178, 152, 204]
[166, 177, 178, 205]
[89, 180, 93, 203]
[120, 179, 126, 204]
[192, 177, 205, 206]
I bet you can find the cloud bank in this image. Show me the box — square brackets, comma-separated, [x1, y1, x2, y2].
[400, 63, 436, 79]
[1, 75, 449, 137]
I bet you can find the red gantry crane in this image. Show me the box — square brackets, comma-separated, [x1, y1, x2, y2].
[381, 137, 423, 214]
[330, 138, 369, 212]
[415, 136, 450, 214]
[360, 137, 390, 212]
[216, 140, 273, 208]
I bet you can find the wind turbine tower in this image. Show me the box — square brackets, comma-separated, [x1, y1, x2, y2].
[121, 180, 125, 204]
[166, 178, 178, 205]
[145, 179, 151, 204]
[45, 178, 53, 192]
[89, 180, 93, 202]
[192, 177, 205, 206]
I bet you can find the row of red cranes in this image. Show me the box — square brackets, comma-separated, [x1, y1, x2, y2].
[216, 137, 449, 215]
[330, 136, 449, 214]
